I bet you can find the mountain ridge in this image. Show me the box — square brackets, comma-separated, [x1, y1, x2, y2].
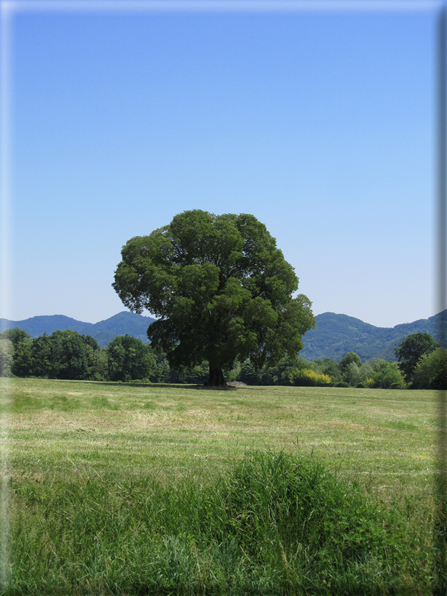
[0, 311, 156, 348]
[299, 310, 447, 362]
[1, 310, 445, 361]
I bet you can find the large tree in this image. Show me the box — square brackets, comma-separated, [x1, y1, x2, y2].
[113, 210, 315, 386]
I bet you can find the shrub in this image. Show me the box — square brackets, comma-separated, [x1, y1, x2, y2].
[289, 368, 331, 386]
[370, 360, 406, 389]
[412, 347, 447, 389]
[312, 358, 342, 383]
[345, 362, 361, 387]
[107, 335, 155, 381]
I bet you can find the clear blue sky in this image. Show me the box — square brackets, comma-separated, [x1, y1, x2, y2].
[2, 1, 439, 328]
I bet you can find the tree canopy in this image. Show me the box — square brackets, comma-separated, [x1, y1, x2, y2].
[339, 352, 362, 374]
[107, 334, 155, 382]
[113, 210, 316, 385]
[394, 332, 438, 384]
[411, 348, 447, 389]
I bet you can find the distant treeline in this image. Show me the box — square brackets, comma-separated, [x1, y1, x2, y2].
[0, 327, 444, 389]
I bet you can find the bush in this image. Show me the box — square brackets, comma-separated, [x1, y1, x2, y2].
[412, 347, 447, 389]
[289, 368, 331, 387]
[237, 358, 302, 386]
[312, 357, 342, 382]
[370, 360, 406, 389]
[344, 362, 361, 387]
[169, 361, 209, 384]
[107, 334, 155, 381]
[237, 360, 261, 385]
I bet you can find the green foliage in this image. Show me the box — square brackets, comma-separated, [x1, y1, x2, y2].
[113, 210, 315, 385]
[395, 332, 438, 384]
[344, 362, 361, 387]
[168, 360, 209, 384]
[30, 333, 53, 377]
[49, 330, 91, 380]
[223, 359, 242, 382]
[19, 330, 102, 380]
[368, 359, 407, 389]
[412, 347, 447, 389]
[0, 338, 14, 376]
[312, 357, 342, 382]
[340, 352, 362, 374]
[0, 328, 33, 377]
[148, 347, 171, 383]
[238, 360, 260, 385]
[237, 357, 306, 386]
[89, 348, 109, 381]
[11, 336, 33, 377]
[0, 327, 30, 348]
[107, 334, 155, 382]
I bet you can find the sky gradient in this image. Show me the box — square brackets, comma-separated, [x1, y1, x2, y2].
[1, 1, 440, 328]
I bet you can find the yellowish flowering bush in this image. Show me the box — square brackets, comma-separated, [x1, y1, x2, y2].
[289, 368, 332, 387]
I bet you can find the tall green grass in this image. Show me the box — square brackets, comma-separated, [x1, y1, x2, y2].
[3, 451, 433, 595]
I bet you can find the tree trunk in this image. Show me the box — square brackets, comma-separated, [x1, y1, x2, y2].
[208, 361, 226, 387]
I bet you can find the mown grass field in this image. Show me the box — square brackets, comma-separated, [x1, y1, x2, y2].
[0, 378, 441, 594]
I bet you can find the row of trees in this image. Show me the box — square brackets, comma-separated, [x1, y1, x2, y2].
[0, 328, 228, 384]
[0, 329, 165, 383]
[237, 352, 406, 389]
[1, 328, 444, 389]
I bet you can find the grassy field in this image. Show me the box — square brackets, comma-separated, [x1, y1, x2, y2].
[0, 378, 441, 594]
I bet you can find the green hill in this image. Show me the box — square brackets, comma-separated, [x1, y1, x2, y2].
[300, 311, 447, 362]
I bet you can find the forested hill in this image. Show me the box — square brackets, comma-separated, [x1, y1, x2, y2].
[1, 309, 446, 361]
[300, 310, 447, 362]
[0, 312, 156, 348]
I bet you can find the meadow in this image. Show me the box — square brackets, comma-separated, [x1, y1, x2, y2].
[0, 378, 441, 594]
